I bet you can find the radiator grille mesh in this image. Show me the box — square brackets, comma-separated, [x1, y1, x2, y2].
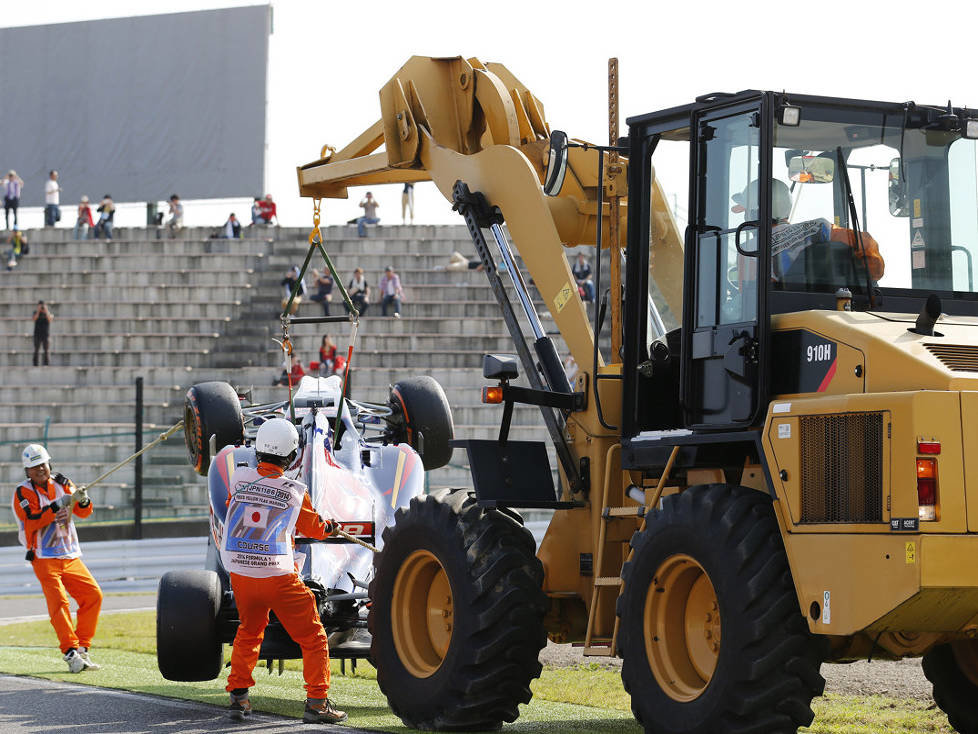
[925, 344, 978, 372]
[799, 412, 884, 523]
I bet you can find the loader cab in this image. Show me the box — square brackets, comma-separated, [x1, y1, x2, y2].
[622, 91, 978, 448]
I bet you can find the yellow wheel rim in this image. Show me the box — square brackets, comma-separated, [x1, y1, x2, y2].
[952, 640, 978, 688]
[391, 549, 453, 678]
[644, 554, 720, 702]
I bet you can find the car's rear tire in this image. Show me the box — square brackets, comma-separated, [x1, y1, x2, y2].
[388, 376, 454, 470]
[923, 640, 978, 734]
[617, 484, 825, 733]
[157, 570, 223, 681]
[184, 381, 244, 475]
[368, 488, 546, 730]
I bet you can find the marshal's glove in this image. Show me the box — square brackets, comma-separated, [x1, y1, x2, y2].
[72, 487, 90, 508]
[50, 495, 73, 512]
[53, 472, 73, 489]
[322, 518, 337, 536]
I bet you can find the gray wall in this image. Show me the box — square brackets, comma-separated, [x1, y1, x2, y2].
[0, 5, 270, 207]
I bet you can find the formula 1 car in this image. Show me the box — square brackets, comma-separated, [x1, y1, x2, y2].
[156, 373, 453, 681]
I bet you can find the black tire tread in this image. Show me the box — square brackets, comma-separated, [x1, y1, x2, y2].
[390, 376, 454, 471]
[369, 489, 546, 730]
[618, 484, 825, 734]
[923, 643, 978, 734]
[156, 569, 223, 681]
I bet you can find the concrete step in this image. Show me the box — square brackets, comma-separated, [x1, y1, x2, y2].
[0, 284, 250, 301]
[0, 316, 234, 336]
[9, 269, 259, 288]
[0, 349, 215, 368]
[6, 333, 221, 352]
[0, 402, 183, 424]
[21, 301, 243, 318]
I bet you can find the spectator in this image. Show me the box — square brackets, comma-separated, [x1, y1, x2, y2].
[347, 267, 369, 315]
[33, 301, 52, 366]
[401, 183, 414, 224]
[258, 194, 277, 225]
[378, 265, 403, 318]
[250, 196, 262, 226]
[166, 194, 183, 237]
[309, 268, 334, 316]
[4, 170, 24, 230]
[6, 228, 28, 271]
[356, 192, 380, 237]
[318, 334, 338, 375]
[93, 195, 114, 240]
[275, 354, 306, 386]
[572, 252, 595, 302]
[44, 171, 62, 227]
[222, 213, 241, 239]
[73, 196, 93, 240]
[281, 265, 306, 315]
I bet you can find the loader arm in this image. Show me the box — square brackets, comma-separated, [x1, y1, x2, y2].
[297, 55, 684, 427]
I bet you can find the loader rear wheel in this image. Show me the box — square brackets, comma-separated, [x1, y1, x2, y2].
[184, 381, 244, 476]
[923, 640, 978, 733]
[618, 484, 825, 734]
[369, 488, 546, 730]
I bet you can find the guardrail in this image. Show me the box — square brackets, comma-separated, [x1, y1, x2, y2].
[0, 522, 550, 596]
[0, 537, 207, 595]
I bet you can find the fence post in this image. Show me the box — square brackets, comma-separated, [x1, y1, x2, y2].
[134, 377, 144, 539]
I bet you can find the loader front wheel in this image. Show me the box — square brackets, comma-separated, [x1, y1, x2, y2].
[368, 488, 546, 730]
[618, 484, 825, 734]
[923, 640, 978, 733]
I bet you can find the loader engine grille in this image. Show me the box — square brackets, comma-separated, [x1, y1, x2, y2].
[799, 412, 884, 523]
[924, 344, 978, 372]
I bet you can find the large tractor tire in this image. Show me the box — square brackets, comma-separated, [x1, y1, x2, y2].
[368, 488, 546, 730]
[184, 381, 244, 476]
[157, 569, 223, 681]
[923, 640, 978, 733]
[617, 484, 825, 734]
[388, 376, 454, 470]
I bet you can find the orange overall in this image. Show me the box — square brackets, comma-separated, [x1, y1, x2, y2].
[12, 478, 102, 653]
[224, 462, 332, 697]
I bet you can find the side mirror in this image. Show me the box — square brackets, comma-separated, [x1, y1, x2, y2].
[888, 157, 909, 217]
[788, 155, 834, 183]
[543, 130, 569, 197]
[483, 354, 519, 381]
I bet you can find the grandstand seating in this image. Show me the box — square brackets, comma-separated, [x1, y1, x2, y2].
[0, 223, 584, 527]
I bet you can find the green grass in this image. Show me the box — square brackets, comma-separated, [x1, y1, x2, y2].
[0, 612, 955, 733]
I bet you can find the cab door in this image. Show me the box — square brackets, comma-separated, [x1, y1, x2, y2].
[682, 100, 771, 428]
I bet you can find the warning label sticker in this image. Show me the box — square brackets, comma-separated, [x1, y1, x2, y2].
[905, 541, 916, 564]
[553, 283, 574, 313]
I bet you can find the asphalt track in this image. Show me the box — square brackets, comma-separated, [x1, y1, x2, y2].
[0, 674, 377, 733]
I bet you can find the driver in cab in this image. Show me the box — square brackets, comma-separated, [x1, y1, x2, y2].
[731, 178, 885, 282]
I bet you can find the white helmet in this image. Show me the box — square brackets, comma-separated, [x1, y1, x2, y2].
[22, 444, 51, 469]
[255, 418, 299, 458]
[731, 179, 792, 221]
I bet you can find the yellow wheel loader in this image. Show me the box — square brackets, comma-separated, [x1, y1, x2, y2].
[298, 56, 978, 734]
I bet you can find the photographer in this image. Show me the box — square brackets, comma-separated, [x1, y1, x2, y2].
[33, 301, 53, 366]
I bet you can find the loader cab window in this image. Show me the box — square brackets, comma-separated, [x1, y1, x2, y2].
[770, 101, 978, 303]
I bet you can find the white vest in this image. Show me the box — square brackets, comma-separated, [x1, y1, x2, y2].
[12, 479, 81, 559]
[220, 467, 306, 578]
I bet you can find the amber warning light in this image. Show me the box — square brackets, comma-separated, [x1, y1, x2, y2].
[482, 386, 504, 404]
[916, 457, 938, 521]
